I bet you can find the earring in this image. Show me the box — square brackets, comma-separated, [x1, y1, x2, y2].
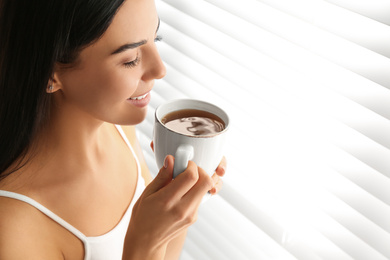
[47, 77, 54, 93]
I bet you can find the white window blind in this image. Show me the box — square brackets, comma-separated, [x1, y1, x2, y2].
[136, 0, 390, 259]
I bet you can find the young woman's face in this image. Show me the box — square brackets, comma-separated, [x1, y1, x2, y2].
[54, 0, 166, 125]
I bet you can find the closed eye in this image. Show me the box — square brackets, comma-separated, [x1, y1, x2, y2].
[123, 56, 140, 68]
[123, 35, 162, 68]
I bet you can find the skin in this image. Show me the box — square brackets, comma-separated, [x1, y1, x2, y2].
[0, 0, 226, 259]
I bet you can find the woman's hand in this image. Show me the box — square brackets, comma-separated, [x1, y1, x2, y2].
[149, 141, 227, 195]
[123, 155, 213, 260]
[209, 156, 227, 195]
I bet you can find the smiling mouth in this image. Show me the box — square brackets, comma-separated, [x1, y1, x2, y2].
[128, 92, 149, 100]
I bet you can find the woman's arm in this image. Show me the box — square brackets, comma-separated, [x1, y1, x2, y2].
[121, 125, 226, 260]
[121, 125, 188, 260]
[163, 231, 188, 260]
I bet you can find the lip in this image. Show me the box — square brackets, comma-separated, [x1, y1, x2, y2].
[126, 91, 151, 108]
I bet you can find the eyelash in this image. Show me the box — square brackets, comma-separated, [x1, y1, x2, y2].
[123, 56, 140, 68]
[154, 35, 163, 42]
[123, 35, 163, 69]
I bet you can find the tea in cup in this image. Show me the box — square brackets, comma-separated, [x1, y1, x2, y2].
[153, 99, 229, 178]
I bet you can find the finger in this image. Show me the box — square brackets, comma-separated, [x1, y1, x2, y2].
[208, 173, 220, 194]
[150, 141, 154, 152]
[164, 160, 200, 200]
[215, 156, 227, 177]
[211, 173, 219, 187]
[182, 166, 213, 204]
[209, 178, 223, 195]
[143, 155, 174, 197]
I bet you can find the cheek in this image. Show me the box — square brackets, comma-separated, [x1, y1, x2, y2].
[96, 64, 141, 98]
[62, 66, 139, 106]
[109, 70, 140, 99]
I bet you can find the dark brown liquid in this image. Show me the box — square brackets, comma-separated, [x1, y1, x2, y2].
[162, 109, 225, 136]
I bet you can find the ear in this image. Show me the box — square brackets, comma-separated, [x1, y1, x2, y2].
[46, 70, 63, 94]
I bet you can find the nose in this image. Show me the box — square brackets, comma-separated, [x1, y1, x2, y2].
[142, 43, 166, 81]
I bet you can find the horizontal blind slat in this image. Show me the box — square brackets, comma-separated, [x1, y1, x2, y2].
[253, 0, 390, 57]
[178, 250, 196, 260]
[154, 22, 390, 205]
[151, 1, 390, 259]
[157, 2, 390, 122]
[185, 225, 230, 260]
[220, 181, 390, 260]
[156, 29, 390, 179]
[327, 149, 390, 207]
[218, 184, 354, 260]
[197, 196, 295, 260]
[161, 0, 390, 90]
[324, 0, 390, 26]
[188, 214, 254, 259]
[157, 12, 390, 199]
[180, 236, 210, 260]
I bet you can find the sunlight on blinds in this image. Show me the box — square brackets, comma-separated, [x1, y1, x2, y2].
[137, 0, 390, 259]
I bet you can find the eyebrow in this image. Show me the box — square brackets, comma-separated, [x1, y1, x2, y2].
[111, 18, 161, 55]
[111, 40, 147, 55]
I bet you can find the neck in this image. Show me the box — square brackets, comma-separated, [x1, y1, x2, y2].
[36, 101, 114, 175]
[0, 100, 121, 191]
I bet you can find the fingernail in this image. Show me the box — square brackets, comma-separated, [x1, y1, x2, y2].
[219, 165, 226, 176]
[163, 156, 169, 168]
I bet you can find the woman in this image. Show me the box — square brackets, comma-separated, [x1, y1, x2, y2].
[0, 0, 226, 259]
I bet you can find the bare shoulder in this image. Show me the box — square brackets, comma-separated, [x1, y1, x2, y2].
[0, 197, 64, 259]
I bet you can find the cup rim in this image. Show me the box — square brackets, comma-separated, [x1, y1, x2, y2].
[155, 99, 230, 138]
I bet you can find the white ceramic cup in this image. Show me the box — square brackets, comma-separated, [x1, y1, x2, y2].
[153, 99, 229, 179]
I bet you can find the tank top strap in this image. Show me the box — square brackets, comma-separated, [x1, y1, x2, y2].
[114, 125, 142, 178]
[0, 125, 141, 260]
[0, 190, 91, 259]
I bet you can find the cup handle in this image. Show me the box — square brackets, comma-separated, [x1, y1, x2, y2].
[173, 144, 194, 179]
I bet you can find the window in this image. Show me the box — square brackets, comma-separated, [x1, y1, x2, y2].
[137, 0, 390, 259]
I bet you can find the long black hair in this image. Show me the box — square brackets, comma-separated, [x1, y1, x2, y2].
[0, 0, 125, 180]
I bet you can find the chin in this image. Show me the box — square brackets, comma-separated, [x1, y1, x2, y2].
[118, 108, 148, 126]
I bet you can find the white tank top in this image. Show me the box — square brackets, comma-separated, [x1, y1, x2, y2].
[0, 125, 146, 260]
